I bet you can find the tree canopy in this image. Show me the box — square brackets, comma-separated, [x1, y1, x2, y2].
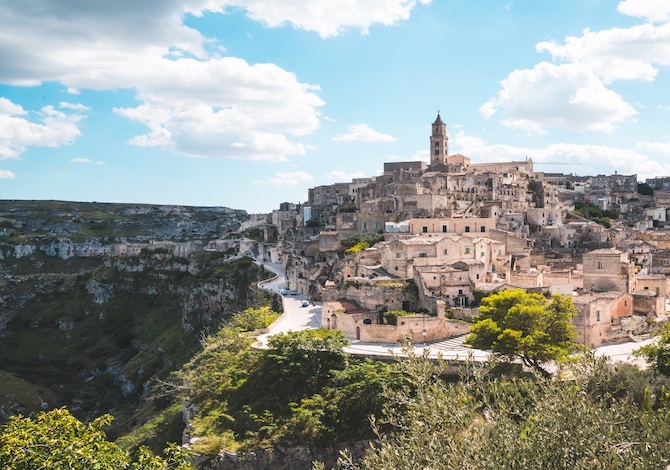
[466, 289, 578, 374]
[634, 323, 670, 375]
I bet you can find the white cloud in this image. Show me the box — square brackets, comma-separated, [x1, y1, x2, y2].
[216, 0, 432, 38]
[324, 170, 367, 181]
[66, 87, 81, 95]
[60, 102, 90, 111]
[0, 98, 84, 159]
[617, 0, 670, 23]
[253, 171, 314, 187]
[536, 23, 670, 84]
[479, 99, 497, 119]
[452, 130, 485, 148]
[114, 57, 323, 160]
[484, 10, 670, 134]
[332, 124, 397, 142]
[482, 62, 636, 133]
[0, 169, 15, 179]
[636, 140, 670, 155]
[70, 157, 106, 165]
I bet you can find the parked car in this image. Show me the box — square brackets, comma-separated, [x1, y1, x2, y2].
[279, 289, 288, 295]
[301, 301, 309, 307]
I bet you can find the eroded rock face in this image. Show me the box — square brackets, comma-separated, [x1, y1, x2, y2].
[0, 200, 266, 432]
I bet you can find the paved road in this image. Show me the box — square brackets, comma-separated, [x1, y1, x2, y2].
[255, 260, 321, 348]
[343, 335, 490, 362]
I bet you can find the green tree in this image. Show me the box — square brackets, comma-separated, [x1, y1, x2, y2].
[634, 323, 670, 375]
[230, 306, 280, 332]
[0, 408, 193, 469]
[638, 182, 654, 196]
[266, 329, 350, 396]
[466, 289, 577, 375]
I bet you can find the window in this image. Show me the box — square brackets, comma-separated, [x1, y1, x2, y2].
[597, 261, 603, 269]
[481, 252, 485, 258]
[443, 249, 448, 255]
[480, 226, 486, 232]
[476, 274, 480, 279]
[419, 252, 428, 258]
[434, 149, 440, 155]
[396, 252, 401, 259]
[465, 226, 470, 232]
[464, 247, 471, 254]
[422, 226, 428, 233]
[442, 225, 447, 232]
[596, 311, 601, 322]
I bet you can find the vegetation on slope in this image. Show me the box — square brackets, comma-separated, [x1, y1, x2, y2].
[572, 201, 620, 228]
[143, 324, 405, 462]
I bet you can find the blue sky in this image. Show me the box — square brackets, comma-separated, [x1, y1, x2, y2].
[2, 0, 670, 213]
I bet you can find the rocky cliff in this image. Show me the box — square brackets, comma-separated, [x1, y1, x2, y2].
[0, 200, 273, 441]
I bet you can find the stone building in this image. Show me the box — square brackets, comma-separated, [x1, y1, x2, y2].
[582, 248, 634, 293]
[572, 292, 635, 346]
[321, 299, 470, 343]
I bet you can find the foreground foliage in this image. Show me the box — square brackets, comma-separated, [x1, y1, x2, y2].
[327, 351, 670, 470]
[0, 408, 193, 469]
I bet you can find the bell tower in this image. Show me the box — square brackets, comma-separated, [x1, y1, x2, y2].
[430, 112, 448, 167]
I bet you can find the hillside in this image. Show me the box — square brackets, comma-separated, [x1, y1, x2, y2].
[0, 200, 275, 440]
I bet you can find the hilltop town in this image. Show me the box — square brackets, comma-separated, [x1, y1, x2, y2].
[243, 114, 670, 348]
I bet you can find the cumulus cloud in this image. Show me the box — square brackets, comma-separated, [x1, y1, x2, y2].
[536, 23, 670, 84]
[0, 98, 84, 159]
[114, 57, 323, 160]
[324, 170, 367, 181]
[332, 124, 397, 142]
[617, 0, 670, 23]
[0, 169, 15, 179]
[452, 130, 485, 148]
[215, 0, 432, 38]
[482, 63, 636, 133]
[481, 5, 670, 133]
[253, 171, 314, 187]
